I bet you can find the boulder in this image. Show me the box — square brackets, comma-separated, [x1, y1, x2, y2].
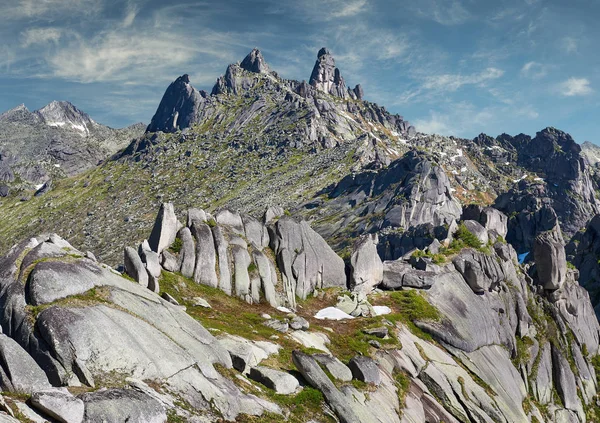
[160, 250, 178, 272]
[292, 351, 361, 423]
[123, 247, 148, 288]
[212, 226, 232, 295]
[79, 389, 166, 423]
[0, 335, 51, 394]
[269, 217, 346, 303]
[452, 249, 504, 293]
[216, 209, 244, 236]
[186, 208, 207, 227]
[190, 223, 218, 288]
[382, 260, 438, 289]
[363, 327, 388, 339]
[177, 227, 195, 278]
[462, 220, 489, 245]
[218, 334, 279, 374]
[231, 244, 252, 301]
[350, 234, 383, 296]
[348, 356, 381, 385]
[462, 205, 508, 238]
[148, 202, 179, 254]
[533, 228, 567, 290]
[248, 366, 299, 395]
[312, 354, 353, 382]
[290, 316, 309, 331]
[30, 389, 84, 423]
[251, 249, 279, 307]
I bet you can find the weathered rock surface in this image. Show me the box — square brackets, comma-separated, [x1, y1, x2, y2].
[148, 202, 179, 254]
[351, 234, 383, 296]
[534, 227, 567, 290]
[248, 366, 299, 395]
[80, 389, 166, 423]
[31, 389, 84, 423]
[0, 334, 51, 394]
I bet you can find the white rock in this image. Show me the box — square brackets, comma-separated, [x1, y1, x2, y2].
[373, 306, 392, 316]
[314, 307, 355, 320]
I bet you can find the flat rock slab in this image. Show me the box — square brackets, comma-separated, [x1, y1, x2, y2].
[79, 388, 166, 423]
[288, 331, 331, 354]
[31, 388, 84, 423]
[313, 354, 353, 382]
[248, 366, 299, 395]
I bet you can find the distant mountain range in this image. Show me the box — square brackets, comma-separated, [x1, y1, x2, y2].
[0, 100, 144, 193]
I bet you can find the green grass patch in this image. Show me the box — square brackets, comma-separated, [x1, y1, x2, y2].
[384, 290, 440, 341]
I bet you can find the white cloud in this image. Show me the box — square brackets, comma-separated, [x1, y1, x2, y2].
[21, 27, 64, 47]
[414, 0, 471, 25]
[122, 6, 139, 28]
[422, 67, 504, 92]
[558, 78, 593, 96]
[520, 61, 547, 79]
[561, 37, 578, 54]
[1, 0, 102, 20]
[329, 0, 367, 18]
[45, 28, 236, 83]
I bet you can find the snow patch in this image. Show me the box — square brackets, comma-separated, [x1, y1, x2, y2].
[450, 149, 463, 162]
[276, 306, 293, 314]
[513, 174, 528, 183]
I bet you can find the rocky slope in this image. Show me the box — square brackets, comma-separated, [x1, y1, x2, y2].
[0, 201, 598, 423]
[0, 101, 144, 193]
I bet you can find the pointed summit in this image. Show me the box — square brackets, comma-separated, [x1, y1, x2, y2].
[240, 48, 270, 74]
[147, 74, 208, 133]
[309, 47, 347, 98]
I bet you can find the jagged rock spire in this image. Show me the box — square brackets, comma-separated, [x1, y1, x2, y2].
[147, 74, 207, 133]
[309, 47, 348, 98]
[240, 48, 270, 74]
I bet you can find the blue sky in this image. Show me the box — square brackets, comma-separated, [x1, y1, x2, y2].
[1, 0, 598, 143]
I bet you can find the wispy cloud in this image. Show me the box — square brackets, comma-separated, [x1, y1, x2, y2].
[1, 0, 103, 20]
[414, 0, 471, 25]
[558, 77, 593, 96]
[422, 68, 504, 92]
[330, 0, 368, 18]
[21, 27, 64, 47]
[561, 36, 578, 54]
[520, 61, 547, 79]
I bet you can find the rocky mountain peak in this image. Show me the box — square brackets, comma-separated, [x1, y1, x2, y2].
[240, 48, 270, 73]
[309, 47, 348, 98]
[0, 103, 36, 123]
[35, 100, 95, 135]
[147, 74, 207, 133]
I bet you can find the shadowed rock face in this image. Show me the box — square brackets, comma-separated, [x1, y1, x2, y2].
[146, 74, 208, 133]
[309, 47, 347, 98]
[240, 48, 270, 74]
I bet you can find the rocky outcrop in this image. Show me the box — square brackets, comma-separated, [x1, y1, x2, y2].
[146, 74, 207, 133]
[240, 48, 270, 74]
[533, 227, 567, 290]
[0, 234, 281, 421]
[494, 128, 600, 252]
[314, 150, 462, 252]
[350, 234, 383, 296]
[126, 204, 347, 309]
[309, 48, 348, 98]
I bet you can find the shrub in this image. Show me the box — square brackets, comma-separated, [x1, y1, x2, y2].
[169, 237, 183, 254]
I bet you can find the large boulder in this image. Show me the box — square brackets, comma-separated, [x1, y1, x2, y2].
[350, 234, 383, 296]
[30, 389, 85, 423]
[269, 217, 346, 305]
[190, 223, 218, 288]
[123, 247, 148, 288]
[148, 202, 179, 254]
[462, 205, 508, 238]
[177, 227, 196, 278]
[533, 228, 567, 290]
[0, 334, 51, 394]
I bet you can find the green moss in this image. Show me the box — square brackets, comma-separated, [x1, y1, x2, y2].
[385, 290, 440, 341]
[169, 238, 183, 254]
